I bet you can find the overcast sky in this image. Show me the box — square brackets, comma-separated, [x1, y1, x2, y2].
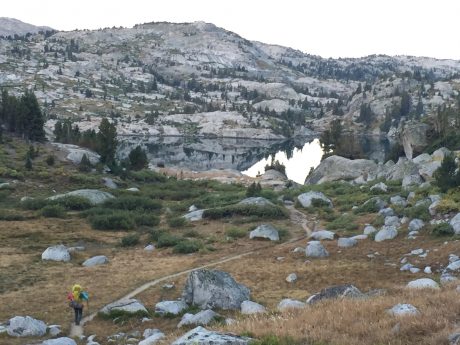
[2, 0, 460, 59]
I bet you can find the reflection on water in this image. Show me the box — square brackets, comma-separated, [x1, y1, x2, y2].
[117, 135, 394, 185]
[242, 139, 324, 184]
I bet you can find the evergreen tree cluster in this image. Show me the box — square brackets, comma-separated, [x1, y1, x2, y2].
[434, 153, 460, 192]
[0, 90, 46, 141]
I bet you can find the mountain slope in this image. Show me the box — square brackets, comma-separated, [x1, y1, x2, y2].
[0, 17, 53, 37]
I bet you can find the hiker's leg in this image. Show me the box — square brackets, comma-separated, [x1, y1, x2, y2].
[74, 308, 79, 325]
[77, 308, 82, 325]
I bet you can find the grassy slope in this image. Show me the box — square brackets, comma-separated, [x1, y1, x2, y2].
[1, 135, 459, 345]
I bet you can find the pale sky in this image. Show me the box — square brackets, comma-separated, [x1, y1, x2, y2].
[2, 0, 460, 60]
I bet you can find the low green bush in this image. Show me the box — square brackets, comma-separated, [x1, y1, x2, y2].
[89, 212, 136, 230]
[311, 199, 331, 208]
[203, 204, 288, 220]
[121, 233, 140, 247]
[430, 223, 454, 237]
[167, 216, 187, 228]
[103, 196, 162, 211]
[156, 233, 181, 247]
[0, 211, 27, 221]
[403, 205, 431, 222]
[327, 214, 359, 231]
[183, 229, 200, 238]
[41, 205, 66, 218]
[133, 214, 160, 227]
[129, 169, 167, 183]
[52, 196, 92, 210]
[353, 199, 381, 214]
[21, 198, 47, 210]
[173, 239, 202, 254]
[226, 227, 247, 238]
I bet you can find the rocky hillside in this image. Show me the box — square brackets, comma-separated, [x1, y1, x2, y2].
[0, 20, 459, 141]
[0, 17, 53, 37]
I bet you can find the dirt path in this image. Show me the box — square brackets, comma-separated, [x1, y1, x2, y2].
[70, 206, 312, 338]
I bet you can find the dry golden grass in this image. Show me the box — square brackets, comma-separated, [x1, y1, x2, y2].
[215, 287, 460, 345]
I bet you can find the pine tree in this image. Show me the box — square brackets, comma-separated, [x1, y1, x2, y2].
[96, 118, 118, 164]
[433, 154, 460, 192]
[78, 154, 92, 172]
[128, 146, 148, 170]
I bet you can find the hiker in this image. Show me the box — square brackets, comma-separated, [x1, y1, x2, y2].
[67, 284, 89, 325]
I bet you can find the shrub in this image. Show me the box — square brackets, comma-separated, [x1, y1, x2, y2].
[433, 153, 460, 192]
[133, 214, 160, 227]
[183, 230, 200, 238]
[167, 216, 187, 228]
[89, 212, 136, 230]
[403, 205, 431, 222]
[121, 233, 140, 247]
[327, 214, 358, 231]
[41, 205, 66, 218]
[0, 211, 27, 221]
[246, 182, 262, 197]
[353, 199, 381, 214]
[53, 196, 92, 210]
[129, 169, 167, 183]
[430, 223, 454, 237]
[156, 233, 181, 247]
[226, 227, 247, 238]
[264, 160, 286, 175]
[311, 199, 331, 208]
[103, 196, 161, 211]
[173, 239, 202, 254]
[21, 198, 47, 210]
[45, 155, 55, 166]
[128, 146, 148, 170]
[203, 204, 288, 220]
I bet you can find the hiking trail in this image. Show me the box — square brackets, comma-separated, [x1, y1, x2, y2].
[69, 206, 313, 338]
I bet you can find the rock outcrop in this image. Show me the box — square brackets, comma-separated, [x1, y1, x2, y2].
[7, 316, 47, 337]
[41, 245, 71, 262]
[182, 269, 250, 310]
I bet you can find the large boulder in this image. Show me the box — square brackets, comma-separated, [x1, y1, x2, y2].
[240, 300, 266, 314]
[297, 191, 332, 208]
[42, 338, 77, 345]
[385, 157, 419, 181]
[155, 300, 188, 316]
[249, 224, 279, 241]
[406, 278, 440, 289]
[305, 155, 378, 184]
[52, 143, 100, 165]
[172, 326, 251, 345]
[177, 309, 219, 328]
[100, 298, 148, 315]
[450, 213, 460, 235]
[41, 245, 70, 262]
[82, 255, 109, 267]
[400, 122, 429, 159]
[48, 189, 114, 205]
[305, 241, 329, 258]
[309, 230, 335, 241]
[306, 284, 363, 304]
[7, 316, 47, 337]
[374, 226, 398, 242]
[182, 269, 250, 310]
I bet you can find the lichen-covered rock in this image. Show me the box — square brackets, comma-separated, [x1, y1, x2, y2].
[48, 189, 114, 205]
[249, 224, 279, 241]
[100, 298, 148, 315]
[172, 326, 252, 345]
[183, 209, 204, 221]
[238, 197, 274, 207]
[375, 226, 398, 242]
[306, 284, 363, 304]
[297, 191, 332, 208]
[338, 237, 357, 248]
[7, 316, 47, 337]
[177, 309, 219, 328]
[277, 299, 306, 311]
[450, 213, 460, 235]
[155, 300, 188, 316]
[309, 230, 335, 241]
[41, 245, 70, 262]
[305, 241, 329, 258]
[387, 303, 419, 317]
[240, 300, 266, 314]
[182, 269, 250, 310]
[408, 219, 425, 232]
[406, 278, 440, 289]
[82, 255, 109, 267]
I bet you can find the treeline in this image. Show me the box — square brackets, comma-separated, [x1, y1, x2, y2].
[0, 90, 46, 141]
[54, 118, 117, 164]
